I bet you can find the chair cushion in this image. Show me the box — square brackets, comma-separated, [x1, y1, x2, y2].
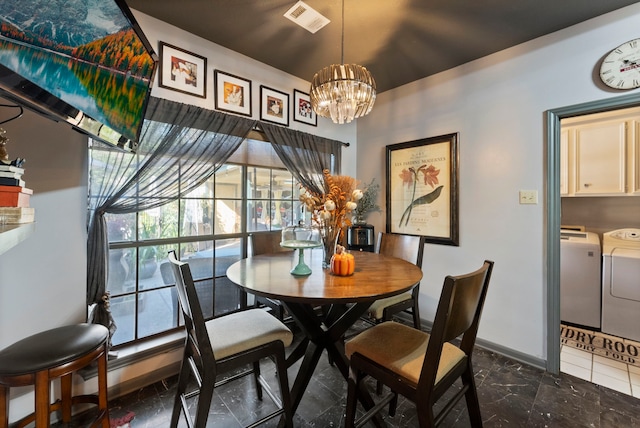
[0, 324, 109, 377]
[367, 292, 412, 319]
[345, 321, 465, 387]
[206, 309, 293, 360]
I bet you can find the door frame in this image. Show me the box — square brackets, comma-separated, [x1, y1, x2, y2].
[545, 92, 640, 373]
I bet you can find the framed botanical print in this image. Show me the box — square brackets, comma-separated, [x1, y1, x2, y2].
[158, 42, 207, 98]
[293, 89, 317, 126]
[214, 69, 252, 117]
[386, 133, 459, 246]
[260, 85, 289, 126]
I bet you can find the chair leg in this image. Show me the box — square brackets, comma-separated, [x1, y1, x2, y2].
[1, 385, 9, 428]
[34, 370, 50, 427]
[345, 366, 362, 428]
[253, 361, 263, 400]
[412, 299, 421, 330]
[274, 349, 293, 428]
[170, 357, 193, 428]
[462, 365, 483, 426]
[193, 378, 215, 428]
[97, 348, 110, 428]
[60, 373, 73, 423]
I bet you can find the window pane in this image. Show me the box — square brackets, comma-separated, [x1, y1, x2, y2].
[214, 200, 241, 234]
[106, 213, 135, 242]
[214, 238, 242, 278]
[139, 245, 171, 290]
[216, 164, 242, 197]
[137, 288, 178, 339]
[110, 294, 136, 346]
[107, 248, 135, 296]
[247, 200, 269, 232]
[248, 167, 273, 204]
[139, 201, 179, 240]
[185, 177, 214, 199]
[215, 277, 241, 315]
[181, 198, 213, 237]
[181, 240, 214, 259]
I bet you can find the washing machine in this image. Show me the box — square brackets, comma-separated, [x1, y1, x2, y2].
[601, 228, 640, 341]
[560, 229, 602, 329]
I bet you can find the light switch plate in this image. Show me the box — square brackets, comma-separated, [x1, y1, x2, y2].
[519, 190, 538, 204]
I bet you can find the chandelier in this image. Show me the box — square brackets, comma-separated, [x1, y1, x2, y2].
[309, 0, 376, 124]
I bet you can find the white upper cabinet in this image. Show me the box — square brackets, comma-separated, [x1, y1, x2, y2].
[561, 107, 640, 197]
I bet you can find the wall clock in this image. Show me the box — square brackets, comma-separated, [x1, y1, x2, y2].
[599, 38, 640, 90]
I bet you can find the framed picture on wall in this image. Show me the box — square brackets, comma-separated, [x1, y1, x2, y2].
[214, 69, 252, 117]
[260, 86, 289, 126]
[386, 133, 459, 246]
[158, 42, 207, 98]
[293, 89, 317, 126]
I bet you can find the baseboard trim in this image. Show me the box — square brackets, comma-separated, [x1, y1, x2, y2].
[397, 313, 547, 371]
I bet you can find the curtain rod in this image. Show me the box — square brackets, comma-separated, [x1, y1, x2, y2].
[251, 124, 350, 147]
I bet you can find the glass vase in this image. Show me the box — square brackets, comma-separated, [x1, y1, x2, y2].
[322, 226, 340, 269]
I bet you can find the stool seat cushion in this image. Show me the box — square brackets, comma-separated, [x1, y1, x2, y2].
[0, 323, 109, 377]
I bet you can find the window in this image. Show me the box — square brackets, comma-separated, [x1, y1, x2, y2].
[100, 155, 305, 347]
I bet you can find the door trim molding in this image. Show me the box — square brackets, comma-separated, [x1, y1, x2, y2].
[545, 92, 640, 373]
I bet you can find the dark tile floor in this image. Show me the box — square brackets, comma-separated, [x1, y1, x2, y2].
[60, 320, 640, 427]
[102, 327, 640, 427]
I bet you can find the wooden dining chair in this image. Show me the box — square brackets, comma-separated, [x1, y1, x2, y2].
[366, 232, 425, 329]
[345, 260, 494, 428]
[167, 251, 294, 428]
[250, 231, 293, 320]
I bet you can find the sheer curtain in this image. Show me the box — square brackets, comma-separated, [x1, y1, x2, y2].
[260, 122, 343, 194]
[87, 97, 256, 340]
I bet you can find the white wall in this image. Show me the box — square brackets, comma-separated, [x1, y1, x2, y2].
[357, 3, 640, 361]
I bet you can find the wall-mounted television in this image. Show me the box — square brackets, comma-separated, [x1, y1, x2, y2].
[0, 0, 157, 152]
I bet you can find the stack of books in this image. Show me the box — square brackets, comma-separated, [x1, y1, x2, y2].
[0, 164, 34, 224]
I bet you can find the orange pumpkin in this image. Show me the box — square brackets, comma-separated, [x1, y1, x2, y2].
[330, 246, 355, 276]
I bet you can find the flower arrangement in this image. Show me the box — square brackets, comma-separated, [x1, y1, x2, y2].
[299, 169, 363, 266]
[352, 178, 381, 224]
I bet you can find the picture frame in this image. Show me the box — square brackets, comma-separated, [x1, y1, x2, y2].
[293, 89, 317, 126]
[260, 85, 289, 126]
[386, 133, 459, 246]
[158, 42, 207, 98]
[214, 70, 252, 117]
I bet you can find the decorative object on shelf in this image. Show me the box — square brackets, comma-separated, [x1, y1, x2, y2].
[280, 223, 322, 276]
[599, 38, 640, 90]
[330, 245, 355, 276]
[309, 0, 376, 124]
[293, 89, 317, 126]
[352, 178, 381, 224]
[299, 169, 362, 267]
[386, 133, 459, 246]
[260, 85, 289, 126]
[158, 42, 207, 98]
[0, 128, 34, 222]
[214, 69, 252, 117]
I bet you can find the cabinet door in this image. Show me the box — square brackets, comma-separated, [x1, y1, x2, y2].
[560, 129, 570, 196]
[632, 120, 640, 195]
[574, 120, 626, 196]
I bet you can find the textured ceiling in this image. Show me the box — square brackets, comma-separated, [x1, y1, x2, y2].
[125, 0, 639, 93]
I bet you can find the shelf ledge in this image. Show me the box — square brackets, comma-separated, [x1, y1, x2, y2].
[0, 222, 36, 255]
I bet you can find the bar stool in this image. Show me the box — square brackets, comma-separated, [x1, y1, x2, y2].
[0, 323, 110, 427]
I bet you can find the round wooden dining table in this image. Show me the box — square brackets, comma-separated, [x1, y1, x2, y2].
[226, 248, 423, 423]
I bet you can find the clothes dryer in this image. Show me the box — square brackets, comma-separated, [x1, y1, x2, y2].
[560, 230, 601, 329]
[601, 228, 640, 341]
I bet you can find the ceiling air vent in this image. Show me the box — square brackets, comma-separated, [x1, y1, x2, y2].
[284, 1, 330, 34]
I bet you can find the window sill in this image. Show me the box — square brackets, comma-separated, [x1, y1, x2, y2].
[80, 330, 185, 380]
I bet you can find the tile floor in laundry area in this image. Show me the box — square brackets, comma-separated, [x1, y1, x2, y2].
[560, 334, 640, 399]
